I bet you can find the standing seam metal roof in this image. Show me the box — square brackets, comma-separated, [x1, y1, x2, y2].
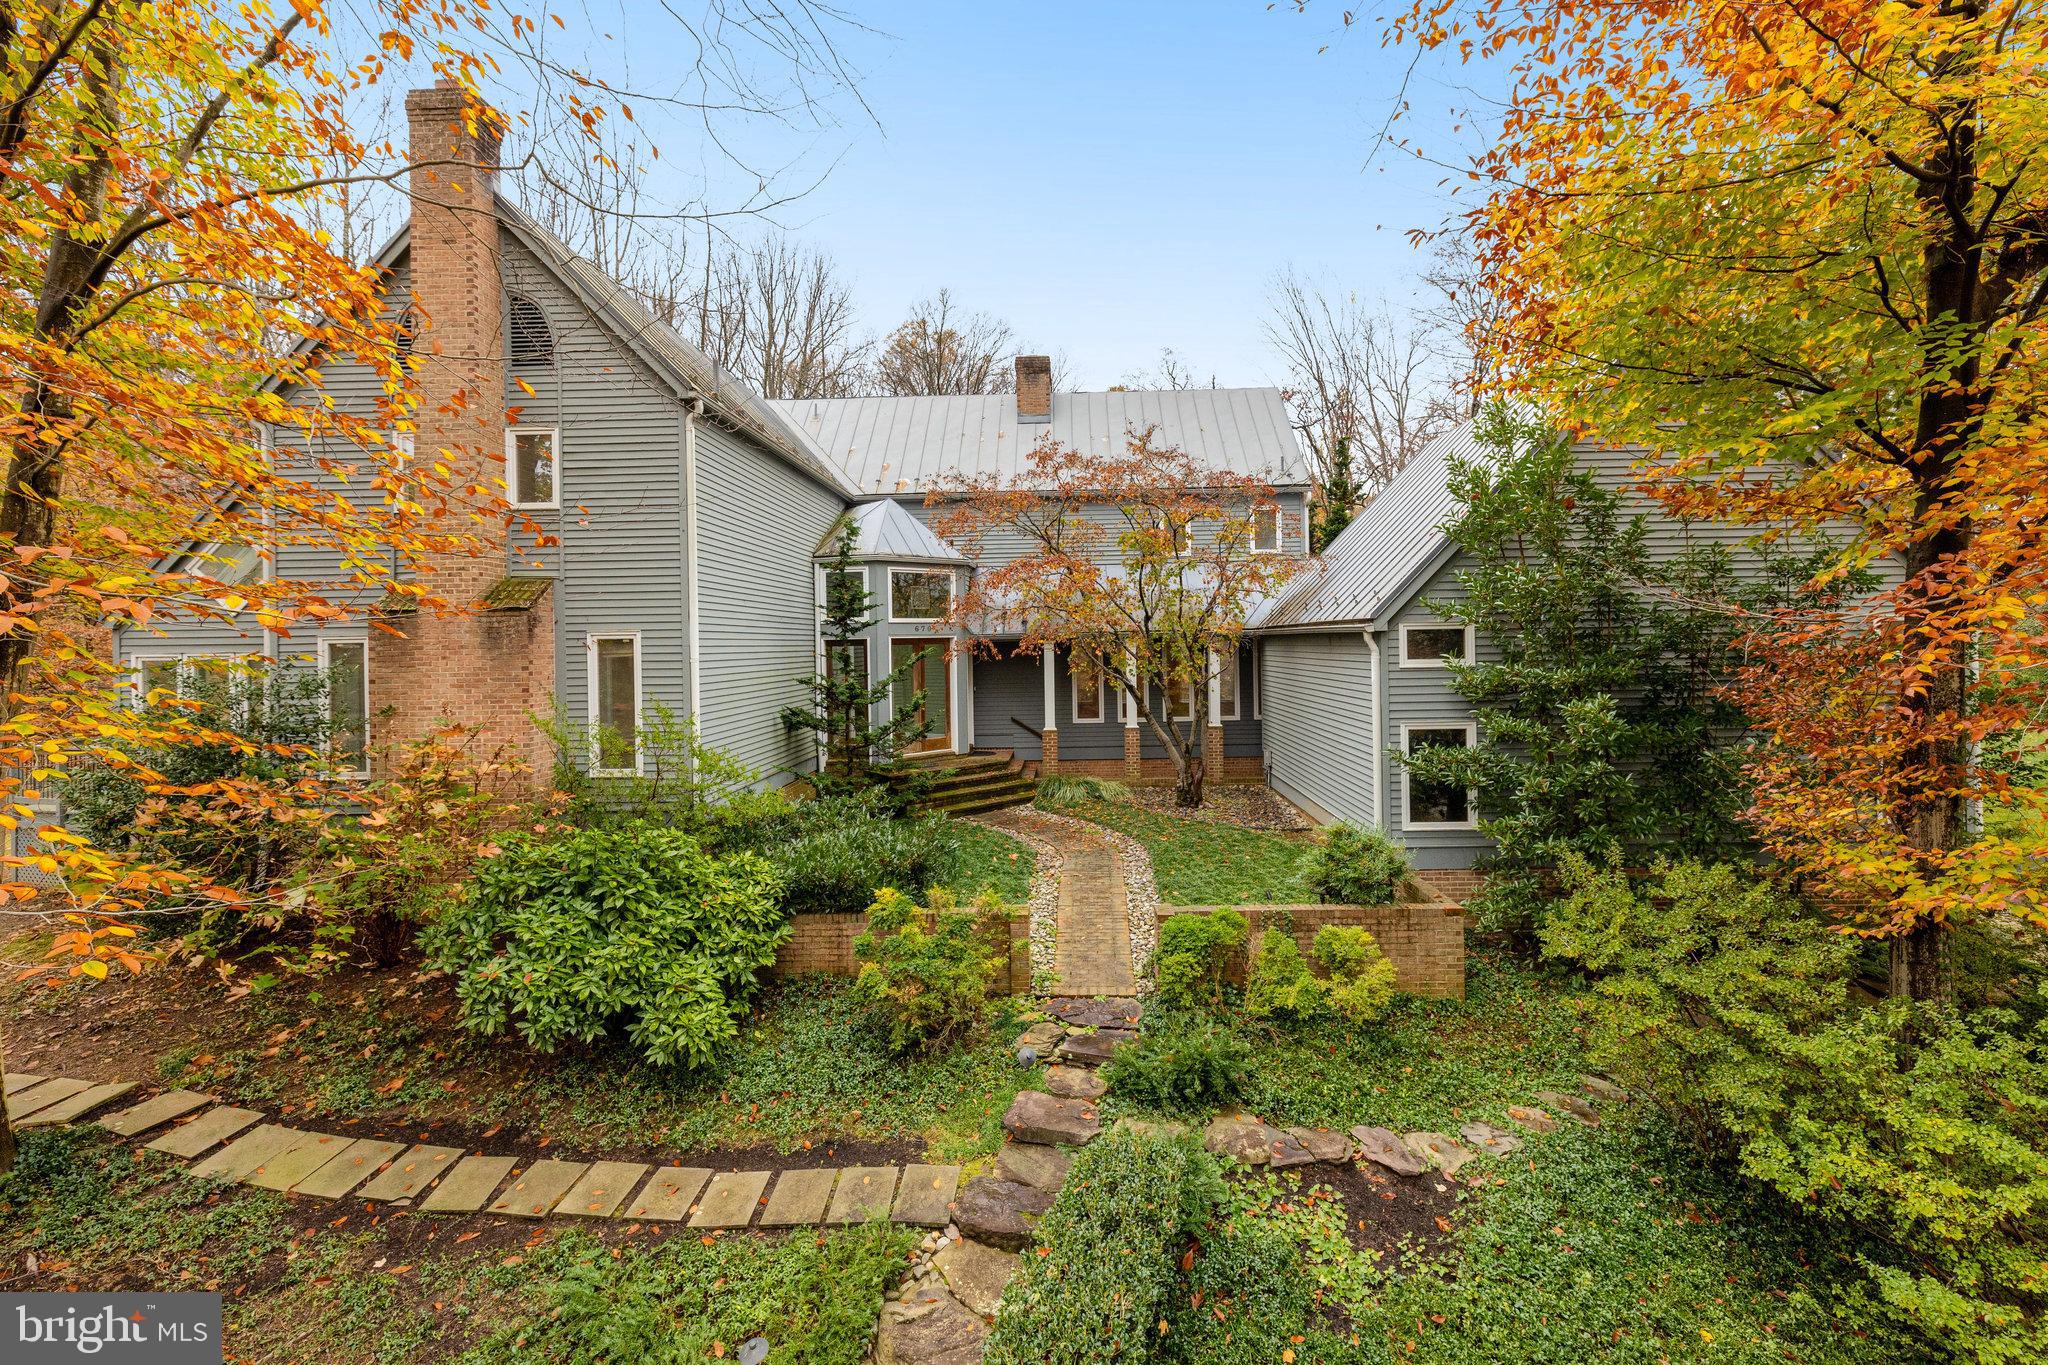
[1251, 421, 1484, 630]
[767, 388, 1310, 495]
[814, 498, 968, 564]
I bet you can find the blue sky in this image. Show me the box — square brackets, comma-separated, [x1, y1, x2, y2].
[525, 1, 1503, 388]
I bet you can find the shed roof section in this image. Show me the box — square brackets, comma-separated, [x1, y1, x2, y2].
[769, 388, 1310, 495]
[815, 498, 968, 565]
[1252, 421, 1485, 630]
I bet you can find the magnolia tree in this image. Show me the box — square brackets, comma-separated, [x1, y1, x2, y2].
[930, 431, 1306, 808]
[1387, 0, 2048, 1003]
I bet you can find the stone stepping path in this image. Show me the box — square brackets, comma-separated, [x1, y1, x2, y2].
[17, 1075, 966, 1235]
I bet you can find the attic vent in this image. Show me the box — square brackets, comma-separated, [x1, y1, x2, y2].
[508, 294, 553, 365]
[393, 309, 419, 355]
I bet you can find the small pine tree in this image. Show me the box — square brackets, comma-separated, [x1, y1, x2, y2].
[1313, 435, 1363, 550]
[781, 518, 934, 790]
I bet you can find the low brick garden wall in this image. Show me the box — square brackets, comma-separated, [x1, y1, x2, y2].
[1159, 900, 1468, 999]
[769, 910, 1034, 995]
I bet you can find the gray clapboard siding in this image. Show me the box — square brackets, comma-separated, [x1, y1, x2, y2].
[1259, 633, 1377, 828]
[694, 418, 845, 784]
[903, 490, 1309, 569]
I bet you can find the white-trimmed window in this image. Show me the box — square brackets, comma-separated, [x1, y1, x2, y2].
[825, 637, 870, 688]
[1251, 506, 1282, 554]
[131, 654, 189, 706]
[320, 639, 370, 778]
[1071, 650, 1106, 723]
[389, 429, 415, 465]
[508, 427, 559, 508]
[587, 634, 642, 775]
[1400, 622, 1474, 668]
[822, 565, 868, 621]
[889, 568, 952, 623]
[1123, 676, 1195, 723]
[1403, 723, 1478, 829]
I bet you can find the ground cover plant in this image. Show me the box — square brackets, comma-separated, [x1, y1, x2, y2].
[1058, 795, 1318, 903]
[944, 818, 1037, 902]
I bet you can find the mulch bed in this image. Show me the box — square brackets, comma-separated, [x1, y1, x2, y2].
[1123, 784, 1318, 832]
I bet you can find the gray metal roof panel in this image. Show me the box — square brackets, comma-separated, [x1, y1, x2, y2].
[767, 388, 1310, 495]
[815, 498, 968, 564]
[1251, 421, 1484, 630]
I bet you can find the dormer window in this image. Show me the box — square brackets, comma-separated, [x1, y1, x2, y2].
[509, 293, 553, 365]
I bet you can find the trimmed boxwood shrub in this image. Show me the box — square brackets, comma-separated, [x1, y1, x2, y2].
[1151, 908, 1248, 1009]
[852, 887, 1003, 1053]
[1305, 822, 1410, 904]
[420, 823, 788, 1069]
[983, 1129, 1227, 1363]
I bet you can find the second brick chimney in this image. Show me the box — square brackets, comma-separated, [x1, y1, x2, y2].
[1015, 354, 1052, 424]
[367, 82, 555, 784]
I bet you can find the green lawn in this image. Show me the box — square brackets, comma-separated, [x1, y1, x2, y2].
[1064, 796, 1318, 904]
[944, 817, 1037, 903]
[0, 1127, 912, 1365]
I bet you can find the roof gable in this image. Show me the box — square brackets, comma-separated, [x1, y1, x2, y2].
[816, 499, 968, 565]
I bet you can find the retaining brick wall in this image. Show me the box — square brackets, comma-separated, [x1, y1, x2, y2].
[769, 910, 1033, 994]
[1415, 868, 1487, 903]
[1159, 901, 1467, 1000]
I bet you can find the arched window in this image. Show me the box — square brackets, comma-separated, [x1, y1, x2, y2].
[508, 293, 553, 365]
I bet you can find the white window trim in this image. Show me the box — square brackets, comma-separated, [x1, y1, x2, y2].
[1070, 653, 1106, 723]
[1401, 721, 1480, 830]
[130, 653, 191, 706]
[507, 426, 561, 510]
[586, 632, 643, 777]
[1215, 649, 1240, 722]
[389, 429, 415, 465]
[887, 567, 953, 625]
[1399, 621, 1476, 669]
[318, 638, 371, 780]
[1251, 506, 1283, 554]
[1120, 675, 1195, 724]
[825, 636, 870, 685]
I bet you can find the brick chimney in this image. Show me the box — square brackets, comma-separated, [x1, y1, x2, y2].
[367, 82, 554, 785]
[1016, 354, 1052, 424]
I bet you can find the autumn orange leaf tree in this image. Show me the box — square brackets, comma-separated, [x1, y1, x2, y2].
[931, 431, 1304, 807]
[1387, 0, 2048, 1003]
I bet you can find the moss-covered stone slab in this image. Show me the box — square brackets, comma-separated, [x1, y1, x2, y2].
[488, 1160, 588, 1218]
[354, 1144, 463, 1201]
[244, 1131, 353, 1191]
[98, 1089, 213, 1138]
[293, 1139, 409, 1199]
[188, 1125, 311, 1182]
[3, 1073, 46, 1096]
[891, 1164, 961, 1227]
[760, 1169, 837, 1226]
[625, 1167, 712, 1221]
[558, 1162, 648, 1219]
[826, 1166, 899, 1225]
[17, 1081, 137, 1128]
[6, 1077, 90, 1119]
[145, 1105, 262, 1159]
[689, 1171, 769, 1228]
[418, 1154, 516, 1213]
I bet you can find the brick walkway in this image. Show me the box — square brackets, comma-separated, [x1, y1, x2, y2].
[1040, 819, 1137, 997]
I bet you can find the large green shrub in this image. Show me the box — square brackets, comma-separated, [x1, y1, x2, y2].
[983, 1130, 1227, 1364]
[716, 793, 961, 916]
[420, 824, 788, 1069]
[851, 887, 1002, 1053]
[1305, 823, 1409, 904]
[1151, 908, 1247, 1008]
[1547, 855, 2048, 1360]
[1100, 1009, 1253, 1111]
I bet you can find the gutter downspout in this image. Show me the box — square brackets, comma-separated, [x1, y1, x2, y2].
[682, 397, 705, 734]
[1365, 629, 1385, 830]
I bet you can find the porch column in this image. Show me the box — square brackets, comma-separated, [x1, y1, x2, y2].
[1123, 649, 1142, 780]
[1204, 649, 1226, 783]
[1040, 646, 1060, 774]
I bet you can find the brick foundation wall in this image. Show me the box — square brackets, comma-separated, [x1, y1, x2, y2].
[1416, 869, 1486, 903]
[369, 84, 554, 786]
[770, 910, 1033, 994]
[1159, 901, 1467, 999]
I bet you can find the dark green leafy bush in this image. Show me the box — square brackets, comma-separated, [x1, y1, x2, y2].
[852, 887, 1002, 1052]
[1152, 908, 1247, 1008]
[420, 824, 788, 1069]
[983, 1130, 1227, 1363]
[1244, 926, 1324, 1022]
[1305, 822, 1410, 904]
[1100, 1008, 1253, 1111]
[1313, 924, 1398, 1025]
[545, 702, 762, 834]
[716, 793, 961, 916]
[1546, 854, 2048, 1361]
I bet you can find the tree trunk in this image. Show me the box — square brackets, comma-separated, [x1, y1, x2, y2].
[0, 1011, 14, 1175]
[1889, 919, 1950, 1004]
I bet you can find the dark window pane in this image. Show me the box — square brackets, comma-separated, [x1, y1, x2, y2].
[891, 570, 951, 620]
[595, 637, 637, 768]
[1407, 726, 1471, 824]
[1405, 626, 1467, 664]
[326, 642, 368, 771]
[514, 429, 556, 505]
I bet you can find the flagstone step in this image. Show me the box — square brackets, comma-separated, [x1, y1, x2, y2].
[98, 1089, 213, 1138]
[17, 1081, 136, 1128]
